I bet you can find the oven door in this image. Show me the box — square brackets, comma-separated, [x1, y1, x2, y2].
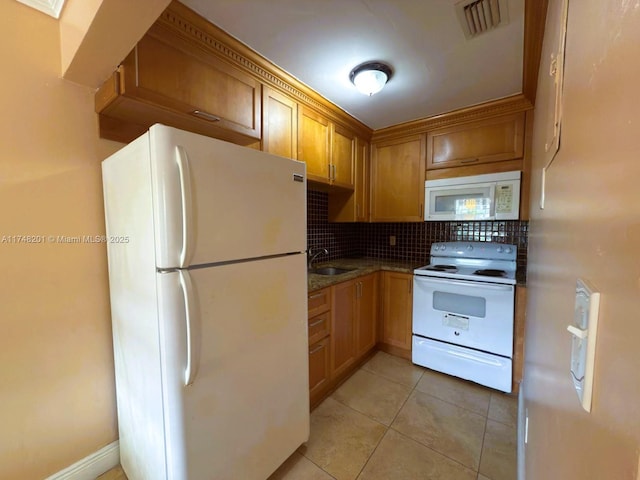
[412, 275, 514, 357]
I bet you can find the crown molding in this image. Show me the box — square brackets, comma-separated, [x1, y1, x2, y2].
[16, 0, 65, 18]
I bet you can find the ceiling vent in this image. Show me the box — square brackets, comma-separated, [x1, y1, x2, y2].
[455, 0, 509, 39]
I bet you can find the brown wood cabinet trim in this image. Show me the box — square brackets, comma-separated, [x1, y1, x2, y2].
[512, 285, 527, 394]
[371, 95, 533, 143]
[425, 159, 524, 180]
[94, 71, 120, 113]
[157, 1, 373, 139]
[523, 0, 550, 104]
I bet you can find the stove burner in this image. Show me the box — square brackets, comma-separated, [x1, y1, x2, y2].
[425, 264, 458, 272]
[474, 269, 506, 277]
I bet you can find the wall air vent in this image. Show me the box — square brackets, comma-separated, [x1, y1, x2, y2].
[455, 0, 510, 39]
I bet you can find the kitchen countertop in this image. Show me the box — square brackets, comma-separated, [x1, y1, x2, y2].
[308, 258, 420, 292]
[308, 257, 527, 291]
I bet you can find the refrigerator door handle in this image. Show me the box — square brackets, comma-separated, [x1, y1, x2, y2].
[175, 145, 194, 268]
[178, 269, 200, 386]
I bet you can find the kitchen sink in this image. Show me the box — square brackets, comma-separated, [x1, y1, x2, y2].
[309, 267, 355, 276]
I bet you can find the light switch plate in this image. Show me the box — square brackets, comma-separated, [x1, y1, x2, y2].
[567, 278, 600, 412]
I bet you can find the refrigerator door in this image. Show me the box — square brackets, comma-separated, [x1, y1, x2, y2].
[156, 253, 309, 480]
[148, 124, 306, 269]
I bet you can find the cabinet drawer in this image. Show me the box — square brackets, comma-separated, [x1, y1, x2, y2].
[308, 311, 330, 344]
[309, 337, 330, 395]
[308, 288, 330, 317]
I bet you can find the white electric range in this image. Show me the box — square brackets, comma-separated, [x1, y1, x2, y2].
[412, 241, 517, 392]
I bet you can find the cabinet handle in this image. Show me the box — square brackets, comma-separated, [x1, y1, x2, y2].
[309, 344, 325, 354]
[309, 318, 325, 328]
[192, 110, 221, 122]
[460, 158, 480, 164]
[328, 163, 332, 180]
[309, 292, 325, 300]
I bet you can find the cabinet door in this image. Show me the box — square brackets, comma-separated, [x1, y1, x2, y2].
[309, 337, 331, 399]
[119, 32, 261, 140]
[426, 112, 525, 170]
[382, 272, 413, 354]
[330, 280, 356, 378]
[371, 135, 426, 222]
[298, 106, 330, 184]
[262, 87, 297, 159]
[332, 124, 355, 189]
[355, 274, 378, 357]
[327, 137, 369, 222]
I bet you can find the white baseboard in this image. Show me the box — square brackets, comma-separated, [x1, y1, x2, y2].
[45, 441, 120, 480]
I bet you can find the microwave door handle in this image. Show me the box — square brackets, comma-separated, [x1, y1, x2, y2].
[489, 184, 497, 219]
[415, 276, 513, 291]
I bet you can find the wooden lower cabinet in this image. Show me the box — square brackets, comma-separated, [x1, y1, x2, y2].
[308, 274, 378, 409]
[331, 281, 357, 378]
[308, 336, 331, 401]
[355, 274, 378, 357]
[512, 285, 527, 394]
[380, 271, 413, 359]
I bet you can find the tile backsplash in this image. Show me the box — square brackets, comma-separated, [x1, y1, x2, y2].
[307, 189, 528, 271]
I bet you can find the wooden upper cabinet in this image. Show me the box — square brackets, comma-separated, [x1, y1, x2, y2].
[426, 112, 525, 170]
[298, 105, 331, 184]
[262, 87, 297, 159]
[354, 138, 370, 222]
[328, 137, 369, 222]
[370, 135, 426, 222]
[331, 124, 356, 189]
[95, 28, 261, 144]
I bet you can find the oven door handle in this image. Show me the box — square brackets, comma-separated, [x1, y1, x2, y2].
[414, 276, 514, 291]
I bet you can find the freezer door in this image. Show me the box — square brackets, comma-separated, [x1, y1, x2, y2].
[149, 125, 306, 269]
[156, 253, 309, 480]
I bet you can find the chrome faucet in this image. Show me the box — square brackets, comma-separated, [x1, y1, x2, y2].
[308, 248, 328, 270]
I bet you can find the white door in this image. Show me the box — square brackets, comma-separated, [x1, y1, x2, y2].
[149, 124, 307, 269]
[156, 253, 309, 480]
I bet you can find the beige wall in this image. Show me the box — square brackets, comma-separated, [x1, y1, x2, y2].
[525, 0, 640, 478]
[0, 1, 171, 477]
[0, 2, 123, 479]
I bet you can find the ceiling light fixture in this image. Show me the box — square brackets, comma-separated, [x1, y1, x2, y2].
[349, 62, 393, 96]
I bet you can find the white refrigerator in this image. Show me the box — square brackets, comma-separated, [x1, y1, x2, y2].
[102, 124, 309, 480]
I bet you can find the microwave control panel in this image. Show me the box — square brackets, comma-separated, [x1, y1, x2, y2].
[495, 184, 514, 214]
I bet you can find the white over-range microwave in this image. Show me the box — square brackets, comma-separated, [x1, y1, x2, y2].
[424, 171, 521, 221]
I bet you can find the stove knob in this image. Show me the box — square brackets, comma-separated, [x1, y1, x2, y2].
[505, 247, 513, 254]
[441, 245, 446, 251]
[433, 244, 439, 251]
[466, 244, 473, 251]
[497, 246, 503, 253]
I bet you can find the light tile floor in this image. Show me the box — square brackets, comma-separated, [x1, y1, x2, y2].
[271, 351, 517, 480]
[99, 351, 517, 480]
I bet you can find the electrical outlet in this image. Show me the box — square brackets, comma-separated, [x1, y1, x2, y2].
[389, 235, 396, 246]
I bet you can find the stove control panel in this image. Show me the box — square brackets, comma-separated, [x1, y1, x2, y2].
[430, 241, 517, 261]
